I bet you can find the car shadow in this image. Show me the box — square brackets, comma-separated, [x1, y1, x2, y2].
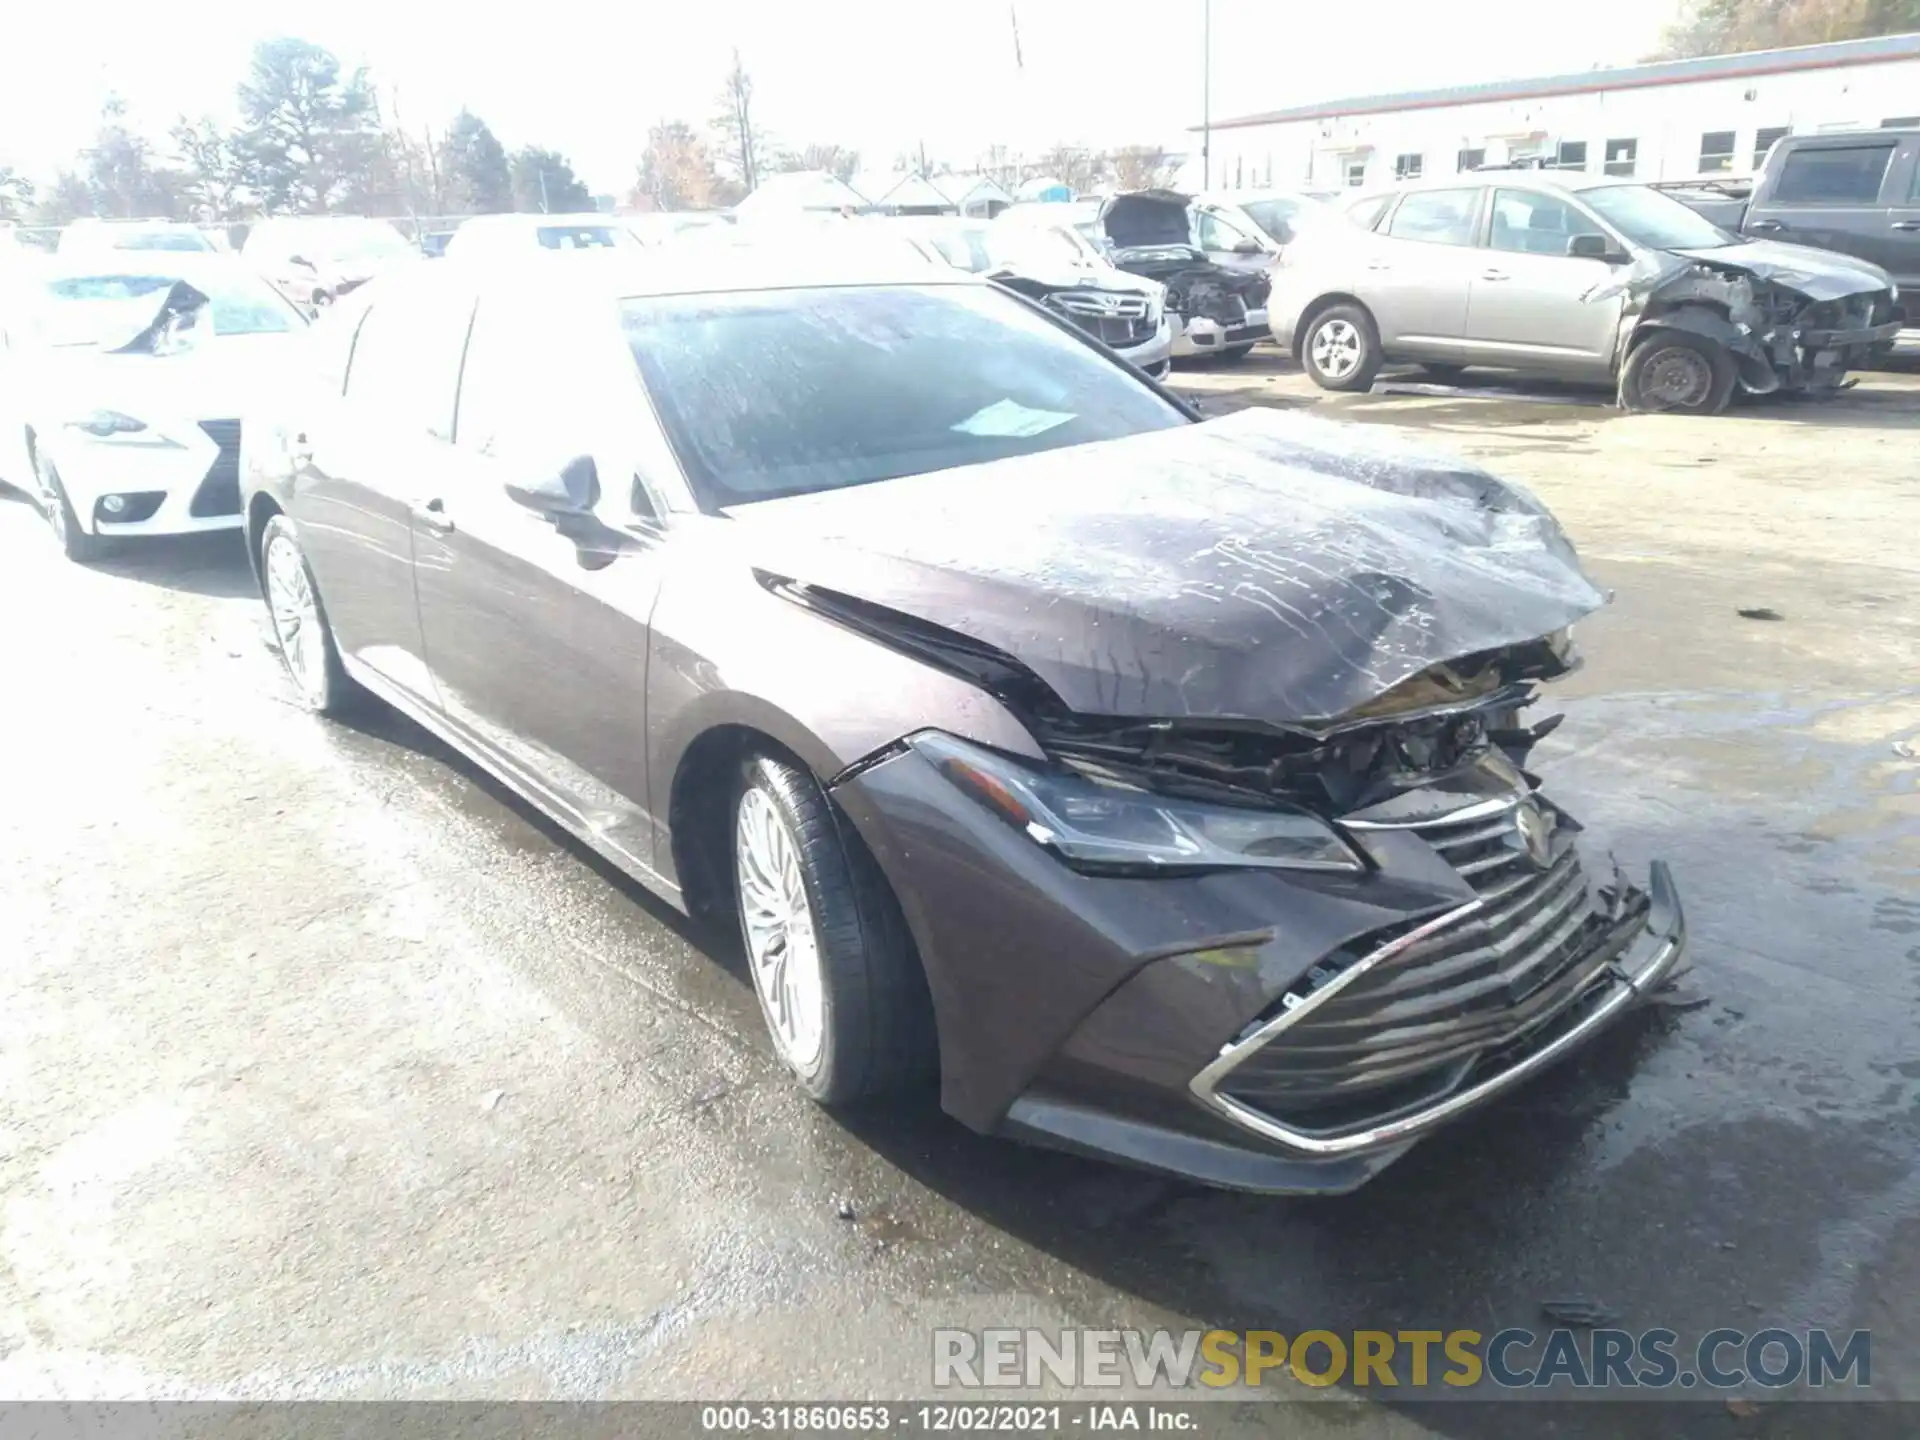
[84, 530, 260, 599]
[328, 698, 748, 982]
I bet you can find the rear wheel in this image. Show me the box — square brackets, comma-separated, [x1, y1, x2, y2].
[33, 452, 105, 563]
[1301, 303, 1382, 392]
[1620, 331, 1735, 414]
[260, 514, 358, 715]
[733, 753, 935, 1104]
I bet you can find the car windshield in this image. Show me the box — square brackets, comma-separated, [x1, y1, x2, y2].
[114, 230, 218, 253]
[1580, 184, 1737, 250]
[919, 228, 992, 272]
[39, 272, 301, 343]
[535, 225, 626, 249]
[1239, 198, 1313, 244]
[287, 223, 411, 262]
[623, 283, 1187, 506]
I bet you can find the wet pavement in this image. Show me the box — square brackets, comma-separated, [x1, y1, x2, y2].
[1, 367, 1916, 1433]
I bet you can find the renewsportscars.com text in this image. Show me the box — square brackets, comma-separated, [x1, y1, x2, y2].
[933, 1327, 1871, 1391]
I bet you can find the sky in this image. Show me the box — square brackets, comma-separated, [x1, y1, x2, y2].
[2, 0, 1678, 195]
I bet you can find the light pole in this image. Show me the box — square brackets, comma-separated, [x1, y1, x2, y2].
[1201, 0, 1212, 189]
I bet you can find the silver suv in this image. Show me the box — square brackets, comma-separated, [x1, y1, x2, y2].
[1271, 173, 1900, 412]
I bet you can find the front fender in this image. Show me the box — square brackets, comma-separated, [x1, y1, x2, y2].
[1632, 307, 1778, 394]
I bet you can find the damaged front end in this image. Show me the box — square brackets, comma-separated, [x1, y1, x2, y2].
[1622, 247, 1902, 401]
[759, 409, 1686, 1189]
[1100, 189, 1273, 354]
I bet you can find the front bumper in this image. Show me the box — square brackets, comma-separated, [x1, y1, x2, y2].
[834, 748, 1686, 1195]
[1115, 316, 1174, 376]
[1172, 308, 1271, 356]
[42, 420, 243, 537]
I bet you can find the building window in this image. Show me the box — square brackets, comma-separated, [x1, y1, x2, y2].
[1344, 159, 1368, 187]
[1698, 130, 1737, 173]
[1550, 140, 1587, 171]
[1456, 147, 1486, 173]
[1753, 126, 1790, 169]
[1882, 116, 1920, 128]
[1394, 153, 1424, 181]
[1603, 138, 1637, 176]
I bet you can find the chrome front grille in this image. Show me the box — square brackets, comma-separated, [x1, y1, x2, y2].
[1047, 290, 1157, 348]
[1206, 794, 1645, 1136]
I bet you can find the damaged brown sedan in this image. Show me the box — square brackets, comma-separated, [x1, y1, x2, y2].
[242, 249, 1686, 1194]
[1274, 172, 1901, 411]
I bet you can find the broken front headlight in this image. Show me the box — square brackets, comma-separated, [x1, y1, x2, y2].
[911, 732, 1362, 875]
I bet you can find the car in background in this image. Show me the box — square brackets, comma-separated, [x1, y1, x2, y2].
[1272, 172, 1901, 411]
[243, 216, 419, 308]
[921, 215, 1174, 378]
[443, 213, 641, 262]
[57, 219, 225, 256]
[1198, 189, 1332, 251]
[996, 193, 1270, 360]
[1188, 195, 1284, 275]
[1660, 128, 1917, 312]
[238, 249, 1684, 1195]
[625, 212, 736, 246]
[0, 256, 307, 560]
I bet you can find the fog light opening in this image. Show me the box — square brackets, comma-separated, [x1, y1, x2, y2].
[101, 494, 128, 515]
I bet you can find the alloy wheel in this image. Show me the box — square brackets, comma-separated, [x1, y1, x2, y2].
[1311, 318, 1362, 380]
[735, 786, 826, 1071]
[264, 533, 325, 705]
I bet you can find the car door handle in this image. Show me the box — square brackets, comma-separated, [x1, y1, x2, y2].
[414, 498, 456, 533]
[1480, 269, 1511, 281]
[1748, 219, 1785, 233]
[1892, 220, 1920, 232]
[289, 431, 313, 466]
[1365, 260, 1392, 271]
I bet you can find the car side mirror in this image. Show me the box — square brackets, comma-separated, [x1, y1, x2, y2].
[1231, 238, 1265, 255]
[1567, 233, 1627, 262]
[289, 255, 316, 270]
[506, 454, 600, 519]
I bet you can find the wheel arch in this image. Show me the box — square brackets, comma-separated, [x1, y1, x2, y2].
[246, 492, 284, 590]
[1292, 291, 1372, 356]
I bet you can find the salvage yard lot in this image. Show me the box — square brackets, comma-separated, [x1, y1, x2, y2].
[1, 359, 1917, 1421]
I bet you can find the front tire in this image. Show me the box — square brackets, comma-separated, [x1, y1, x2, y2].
[1301, 303, 1383, 391]
[260, 514, 358, 715]
[733, 754, 935, 1104]
[34, 452, 105, 563]
[1620, 331, 1735, 414]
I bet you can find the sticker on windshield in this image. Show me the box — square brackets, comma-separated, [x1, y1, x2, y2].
[951, 398, 1076, 439]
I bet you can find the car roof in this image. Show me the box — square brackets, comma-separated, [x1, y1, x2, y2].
[461, 212, 619, 229]
[1359, 171, 1635, 200]
[412, 240, 968, 300]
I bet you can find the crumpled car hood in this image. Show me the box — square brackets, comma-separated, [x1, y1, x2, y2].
[1665, 237, 1891, 299]
[737, 408, 1606, 725]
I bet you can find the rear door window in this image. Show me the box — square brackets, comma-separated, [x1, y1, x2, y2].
[1385, 188, 1482, 246]
[343, 278, 476, 440]
[1773, 144, 1896, 204]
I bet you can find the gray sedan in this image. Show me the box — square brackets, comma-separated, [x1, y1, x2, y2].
[1270, 173, 1901, 411]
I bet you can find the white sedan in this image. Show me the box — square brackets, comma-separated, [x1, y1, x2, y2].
[0, 257, 307, 561]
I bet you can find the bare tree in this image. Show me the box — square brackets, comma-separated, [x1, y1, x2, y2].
[0, 166, 34, 223]
[1108, 144, 1177, 191]
[977, 144, 1023, 188]
[171, 116, 245, 220]
[712, 49, 767, 194]
[1035, 144, 1107, 194]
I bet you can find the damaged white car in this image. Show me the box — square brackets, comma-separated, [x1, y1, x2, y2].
[1271, 173, 1902, 411]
